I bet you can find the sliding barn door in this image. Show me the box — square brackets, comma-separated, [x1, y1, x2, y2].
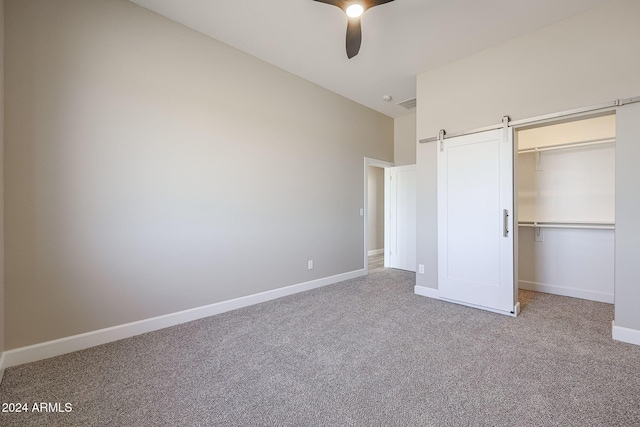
[438, 128, 517, 315]
[387, 165, 416, 272]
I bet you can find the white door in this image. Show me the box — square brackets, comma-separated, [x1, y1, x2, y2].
[437, 128, 517, 315]
[387, 165, 416, 272]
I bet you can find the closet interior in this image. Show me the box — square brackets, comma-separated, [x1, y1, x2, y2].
[516, 114, 616, 304]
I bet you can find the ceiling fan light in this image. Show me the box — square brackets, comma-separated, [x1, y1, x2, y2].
[345, 4, 364, 18]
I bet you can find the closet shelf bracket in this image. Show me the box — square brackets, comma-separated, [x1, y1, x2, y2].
[534, 225, 543, 242]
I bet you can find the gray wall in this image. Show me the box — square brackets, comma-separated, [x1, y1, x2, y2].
[4, 0, 393, 349]
[615, 102, 640, 331]
[394, 113, 416, 166]
[415, 0, 640, 332]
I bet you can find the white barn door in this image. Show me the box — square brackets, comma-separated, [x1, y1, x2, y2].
[387, 165, 416, 272]
[437, 128, 518, 315]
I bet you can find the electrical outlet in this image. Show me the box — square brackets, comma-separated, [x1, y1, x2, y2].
[418, 264, 425, 274]
[308, 260, 314, 270]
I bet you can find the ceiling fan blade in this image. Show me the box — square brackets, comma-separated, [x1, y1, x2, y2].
[312, 0, 394, 58]
[311, 0, 395, 10]
[346, 18, 362, 59]
[311, 0, 343, 8]
[363, 0, 395, 10]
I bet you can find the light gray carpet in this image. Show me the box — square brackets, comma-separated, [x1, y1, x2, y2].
[1, 269, 639, 426]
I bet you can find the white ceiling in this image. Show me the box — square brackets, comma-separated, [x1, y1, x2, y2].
[129, 0, 611, 118]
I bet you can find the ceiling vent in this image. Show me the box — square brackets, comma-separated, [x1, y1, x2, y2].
[397, 97, 417, 110]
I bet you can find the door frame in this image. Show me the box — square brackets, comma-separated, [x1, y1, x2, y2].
[364, 157, 394, 273]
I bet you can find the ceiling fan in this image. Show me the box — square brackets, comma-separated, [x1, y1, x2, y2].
[312, 0, 395, 59]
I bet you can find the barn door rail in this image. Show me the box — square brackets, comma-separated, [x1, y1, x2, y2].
[419, 95, 640, 144]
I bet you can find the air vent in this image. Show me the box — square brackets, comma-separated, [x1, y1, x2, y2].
[397, 97, 417, 110]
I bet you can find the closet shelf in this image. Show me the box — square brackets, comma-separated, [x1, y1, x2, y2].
[518, 220, 615, 230]
[518, 137, 615, 154]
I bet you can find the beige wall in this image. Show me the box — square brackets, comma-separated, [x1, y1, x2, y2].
[4, 0, 393, 349]
[394, 113, 416, 166]
[367, 166, 384, 252]
[415, 0, 640, 332]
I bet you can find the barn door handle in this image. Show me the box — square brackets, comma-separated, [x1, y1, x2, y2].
[503, 209, 509, 237]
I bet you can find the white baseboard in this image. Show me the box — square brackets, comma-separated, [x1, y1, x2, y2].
[414, 285, 440, 300]
[4, 269, 366, 369]
[519, 280, 614, 304]
[367, 249, 384, 256]
[612, 321, 640, 346]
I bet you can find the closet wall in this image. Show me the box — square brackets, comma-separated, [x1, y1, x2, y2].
[517, 115, 616, 303]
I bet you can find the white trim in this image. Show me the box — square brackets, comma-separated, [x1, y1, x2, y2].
[519, 280, 614, 304]
[368, 248, 384, 256]
[414, 285, 441, 300]
[415, 285, 519, 316]
[365, 157, 394, 168]
[3, 269, 365, 368]
[612, 321, 640, 346]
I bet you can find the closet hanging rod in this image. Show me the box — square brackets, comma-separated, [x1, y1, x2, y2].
[518, 221, 615, 230]
[518, 137, 615, 154]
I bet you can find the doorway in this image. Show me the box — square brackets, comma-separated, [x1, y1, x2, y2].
[364, 158, 393, 273]
[515, 113, 616, 304]
[367, 164, 386, 272]
[364, 158, 417, 274]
